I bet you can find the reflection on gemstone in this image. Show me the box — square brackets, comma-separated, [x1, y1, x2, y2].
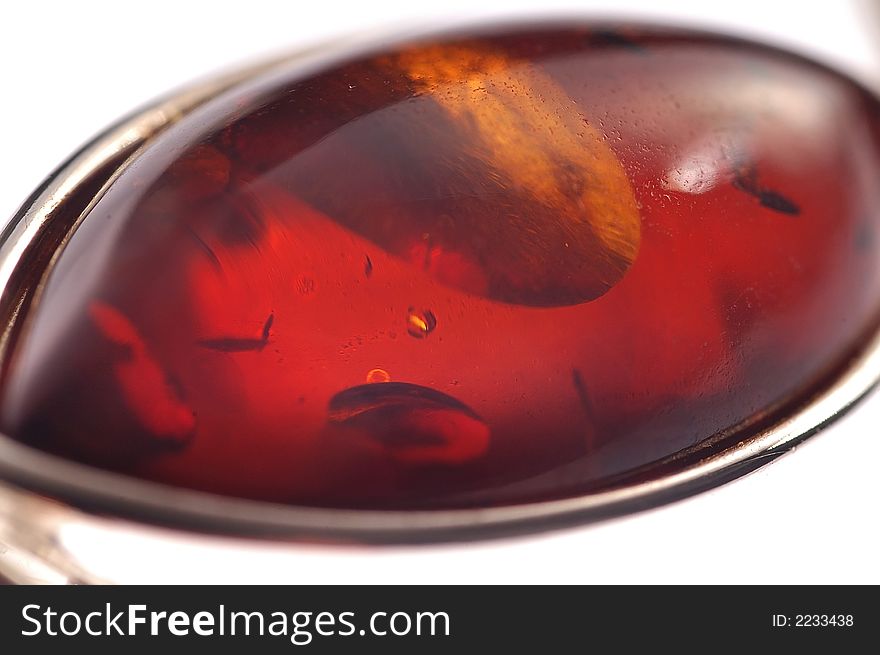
[365, 368, 391, 384]
[406, 308, 437, 339]
[89, 302, 195, 442]
[328, 382, 490, 464]
[662, 133, 735, 195]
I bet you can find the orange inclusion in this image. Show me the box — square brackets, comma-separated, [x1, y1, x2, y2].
[391, 44, 641, 278]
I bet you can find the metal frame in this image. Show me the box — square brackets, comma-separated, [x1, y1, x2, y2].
[1, 31, 880, 583]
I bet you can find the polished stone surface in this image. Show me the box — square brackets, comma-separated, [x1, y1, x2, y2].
[3, 25, 880, 509]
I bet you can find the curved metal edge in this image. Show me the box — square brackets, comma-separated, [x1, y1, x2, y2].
[0, 20, 880, 583]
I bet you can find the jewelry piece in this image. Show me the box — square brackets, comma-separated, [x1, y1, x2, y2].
[2, 22, 880, 582]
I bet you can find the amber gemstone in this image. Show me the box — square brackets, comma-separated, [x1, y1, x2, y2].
[3, 25, 880, 509]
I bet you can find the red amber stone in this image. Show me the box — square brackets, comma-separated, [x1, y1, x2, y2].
[4, 25, 880, 509]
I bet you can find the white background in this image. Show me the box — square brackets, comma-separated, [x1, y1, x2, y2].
[2, 0, 879, 583]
